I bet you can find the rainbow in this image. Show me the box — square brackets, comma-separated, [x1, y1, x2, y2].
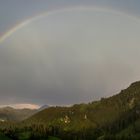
[0, 6, 139, 44]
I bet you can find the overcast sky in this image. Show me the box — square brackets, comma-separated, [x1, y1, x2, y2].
[0, 0, 140, 107]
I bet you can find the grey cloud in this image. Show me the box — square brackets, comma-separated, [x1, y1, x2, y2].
[0, 9, 139, 105]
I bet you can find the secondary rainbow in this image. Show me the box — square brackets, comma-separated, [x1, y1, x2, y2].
[0, 6, 139, 44]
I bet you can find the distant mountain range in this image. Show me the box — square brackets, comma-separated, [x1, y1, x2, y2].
[38, 105, 49, 111]
[0, 104, 49, 122]
[0, 106, 37, 122]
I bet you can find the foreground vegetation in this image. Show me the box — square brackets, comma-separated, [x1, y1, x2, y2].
[1, 81, 140, 139]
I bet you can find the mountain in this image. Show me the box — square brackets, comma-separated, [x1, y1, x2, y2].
[24, 81, 140, 139]
[0, 106, 37, 122]
[1, 81, 140, 140]
[38, 105, 49, 111]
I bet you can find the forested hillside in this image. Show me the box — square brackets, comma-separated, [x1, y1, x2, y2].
[1, 81, 140, 139]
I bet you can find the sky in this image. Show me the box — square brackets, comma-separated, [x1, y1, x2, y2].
[0, 0, 140, 108]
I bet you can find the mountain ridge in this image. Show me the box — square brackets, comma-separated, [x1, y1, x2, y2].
[0, 106, 37, 122]
[22, 81, 140, 139]
[1, 81, 140, 140]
